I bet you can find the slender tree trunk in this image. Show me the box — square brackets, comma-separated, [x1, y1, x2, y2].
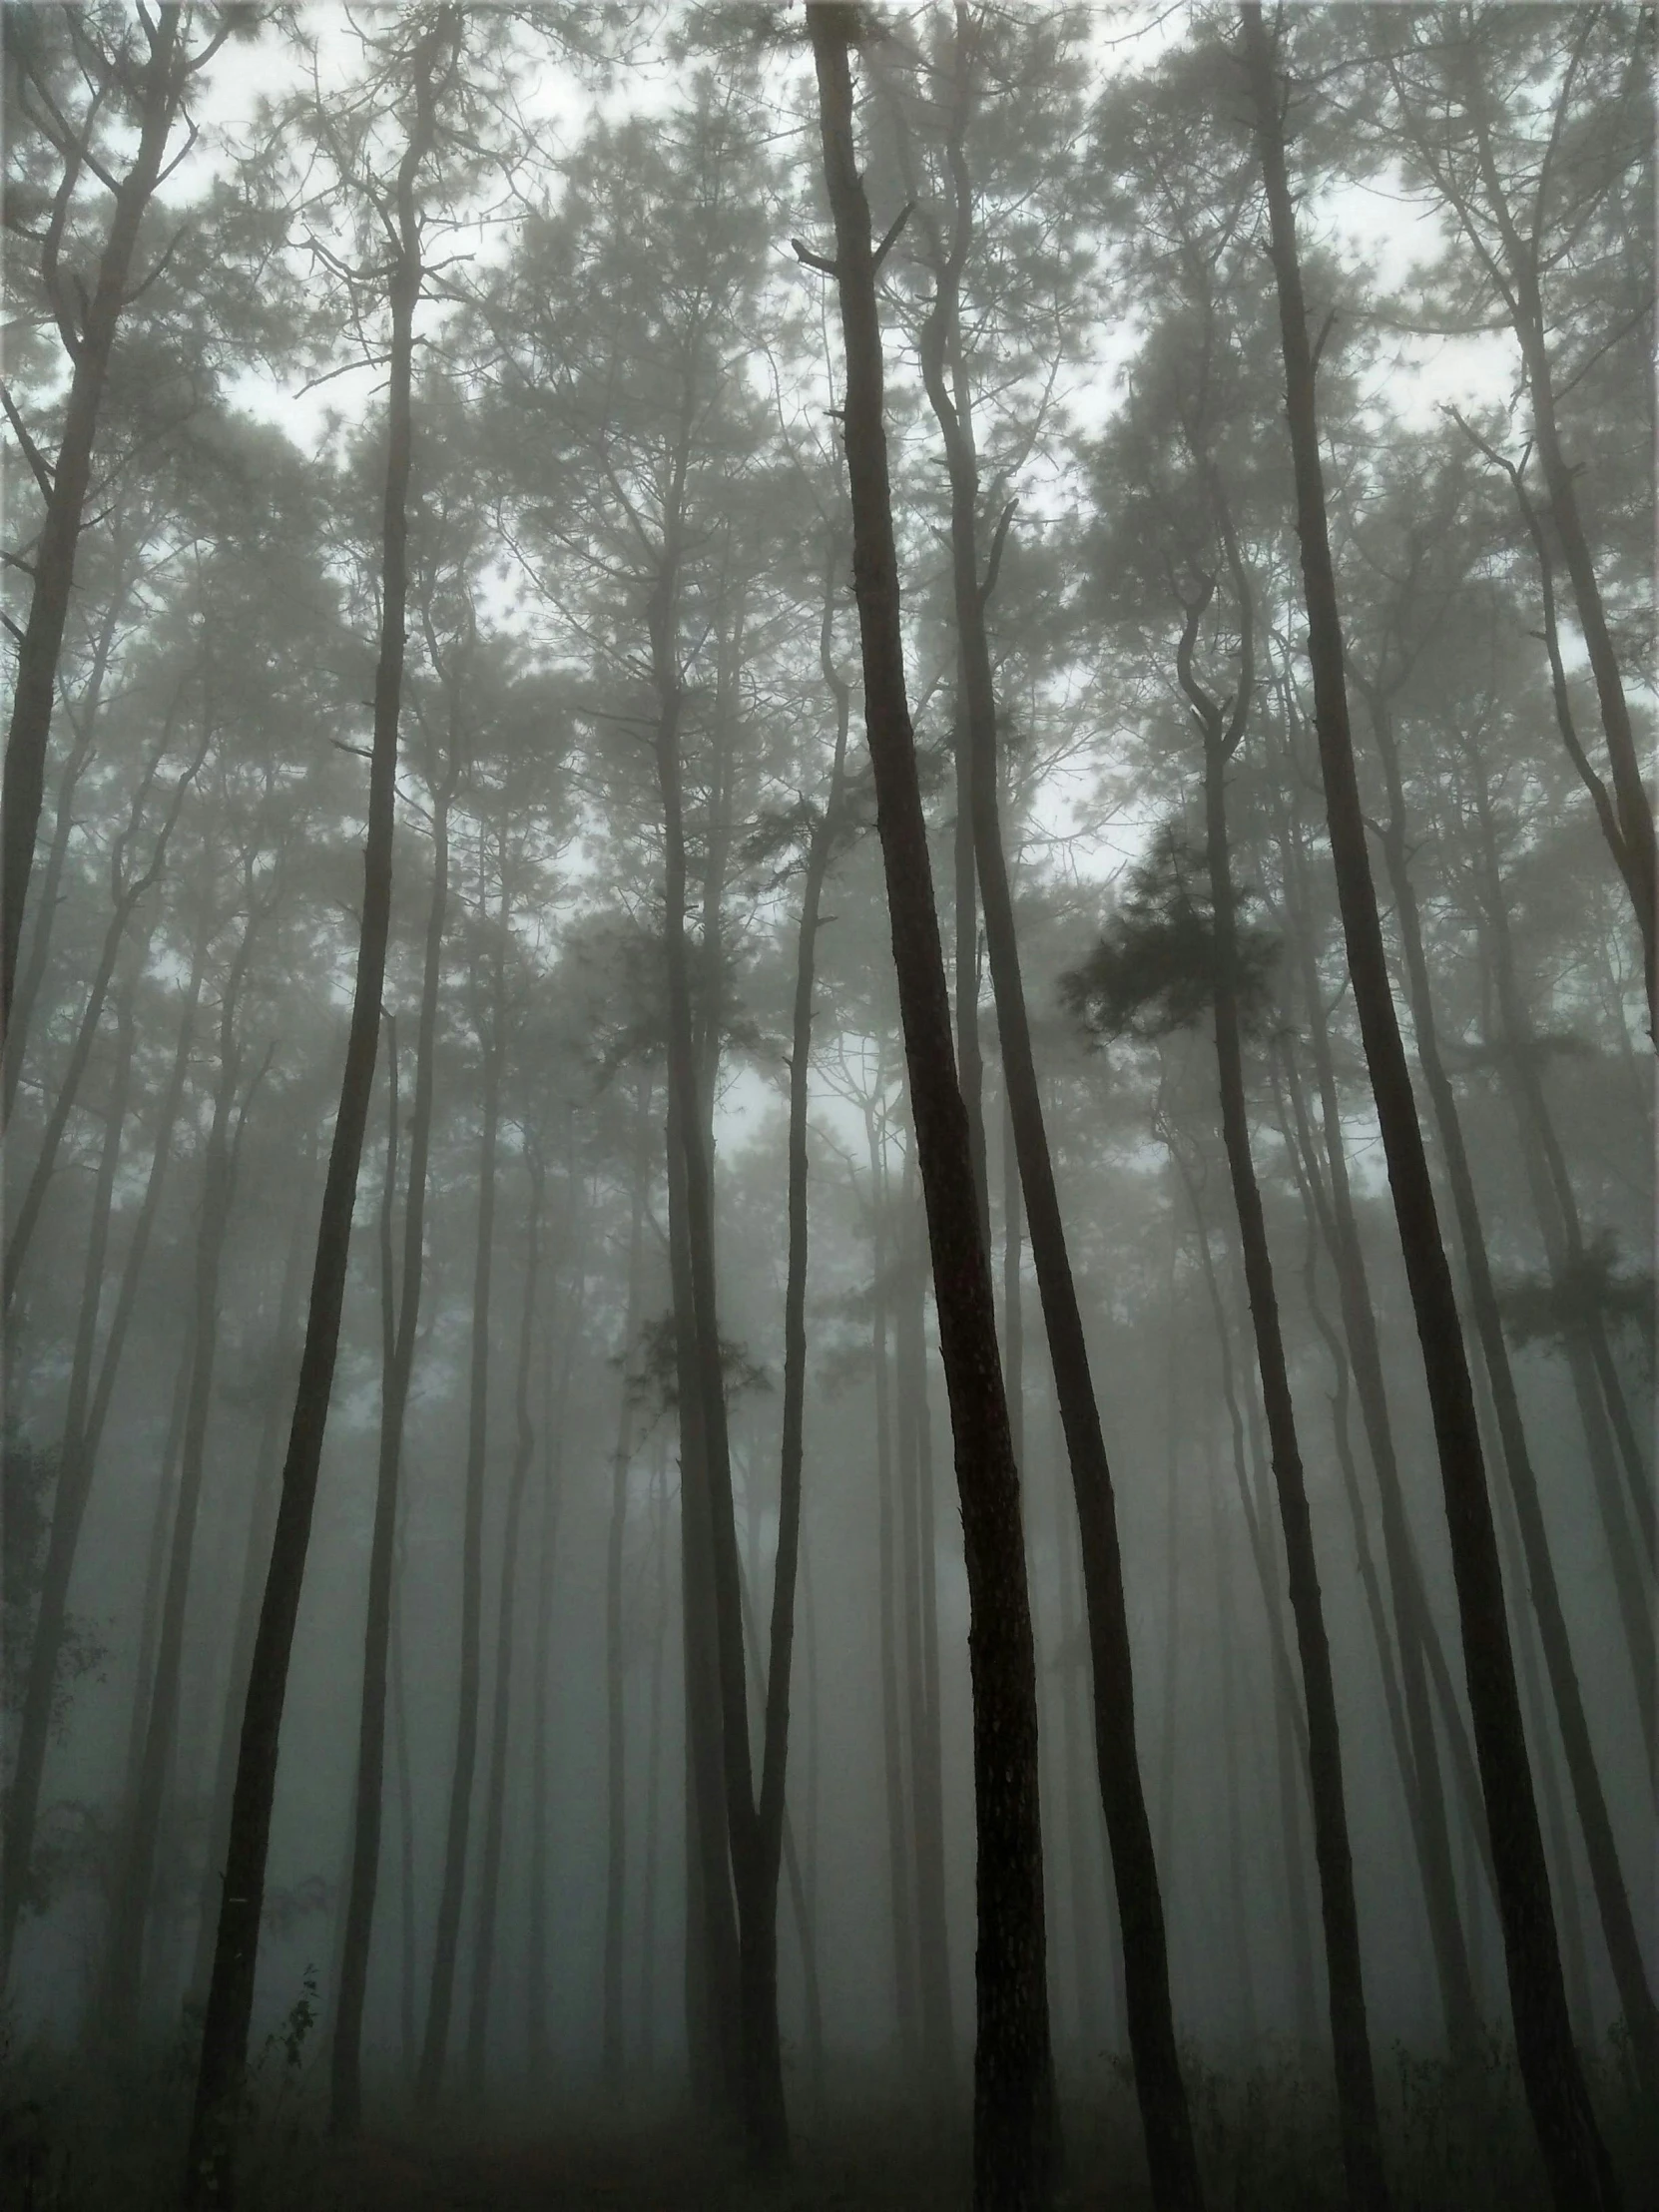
[604, 1093, 652, 2091]
[808, 18, 1055, 2197]
[1205, 1417, 1256, 2041]
[1360, 679, 1659, 2082]
[333, 769, 455, 2134]
[1274, 1044, 1482, 2050]
[1198, 707, 1387, 2209]
[125, 1351, 192, 1840]
[102, 924, 261, 2041]
[184, 25, 457, 2196]
[1, 7, 190, 1041]
[896, 1162, 955, 2104]
[868, 1104, 920, 2071]
[916, 86, 1197, 2183]
[2, 931, 205, 1983]
[1243, 12, 1621, 2198]
[390, 1568, 418, 2085]
[638, 1440, 668, 2082]
[527, 1183, 582, 2086]
[465, 1146, 545, 2099]
[418, 959, 503, 2102]
[4, 572, 120, 1115]
[188, 1142, 316, 2012]
[1156, 1312, 1181, 1885]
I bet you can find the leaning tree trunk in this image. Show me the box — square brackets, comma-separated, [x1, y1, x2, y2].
[1359, 677, 1659, 2087]
[418, 930, 504, 2103]
[465, 1144, 545, 2098]
[101, 921, 262, 2042]
[1, 7, 189, 1041]
[603, 1093, 652, 2091]
[867, 1101, 921, 2071]
[192, 1142, 315, 2012]
[1193, 669, 1386, 2210]
[806, 14, 1055, 2201]
[744, 565, 853, 2141]
[1241, 10, 1621, 2202]
[184, 21, 457, 2201]
[917, 129, 1198, 2187]
[0, 927, 205, 1983]
[331, 768, 455, 2138]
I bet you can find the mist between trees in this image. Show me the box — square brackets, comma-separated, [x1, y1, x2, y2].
[0, 6, 1652, 2211]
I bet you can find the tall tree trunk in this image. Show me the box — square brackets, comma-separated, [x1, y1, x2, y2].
[4, 562, 124, 1114]
[184, 22, 458, 2198]
[1273, 1042, 1482, 2051]
[1205, 1417, 1256, 2040]
[1, 7, 192, 1040]
[638, 1439, 669, 2081]
[1461, 756, 1655, 1572]
[748, 582, 850, 2128]
[333, 768, 455, 2137]
[2, 928, 205, 1983]
[418, 932, 504, 2103]
[867, 1101, 920, 2070]
[527, 1179, 583, 2085]
[1242, 11, 1621, 2199]
[1192, 659, 1386, 2209]
[603, 1092, 652, 2091]
[807, 16, 1055, 2198]
[1358, 675, 1659, 2082]
[125, 1350, 192, 1844]
[101, 916, 263, 2041]
[465, 1144, 545, 2099]
[896, 1160, 955, 2103]
[914, 61, 1197, 2183]
[190, 1140, 316, 2014]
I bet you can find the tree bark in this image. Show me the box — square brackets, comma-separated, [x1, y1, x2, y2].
[331, 765, 456, 2136]
[603, 1092, 652, 2090]
[807, 16, 1055, 2200]
[184, 20, 458, 2198]
[465, 1141, 545, 2098]
[1187, 609, 1386, 2207]
[1242, 10, 1621, 2200]
[418, 910, 504, 2103]
[102, 909, 264, 2040]
[912, 63, 1197, 2185]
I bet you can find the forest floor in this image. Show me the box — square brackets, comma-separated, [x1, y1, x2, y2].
[4, 2034, 1655, 2211]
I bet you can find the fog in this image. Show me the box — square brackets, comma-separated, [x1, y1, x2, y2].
[1, 6, 1652, 2209]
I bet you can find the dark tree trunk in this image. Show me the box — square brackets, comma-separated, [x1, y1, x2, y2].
[1241, 11, 1621, 2200]
[1275, 1053, 1481, 2053]
[1, 7, 190, 1041]
[603, 1092, 652, 2091]
[1204, 1419, 1257, 2039]
[1, 930, 206, 1983]
[418, 925, 504, 2103]
[1358, 677, 1659, 2087]
[913, 72, 1197, 2187]
[190, 1140, 316, 2013]
[895, 1165, 955, 2104]
[1191, 642, 1386, 2208]
[332, 768, 455, 2136]
[867, 1101, 920, 2069]
[103, 916, 264, 2040]
[465, 1144, 545, 2099]
[5, 706, 202, 1316]
[807, 16, 1055, 2200]
[184, 22, 458, 2198]
[528, 1187, 583, 2085]
[4, 566, 122, 1116]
